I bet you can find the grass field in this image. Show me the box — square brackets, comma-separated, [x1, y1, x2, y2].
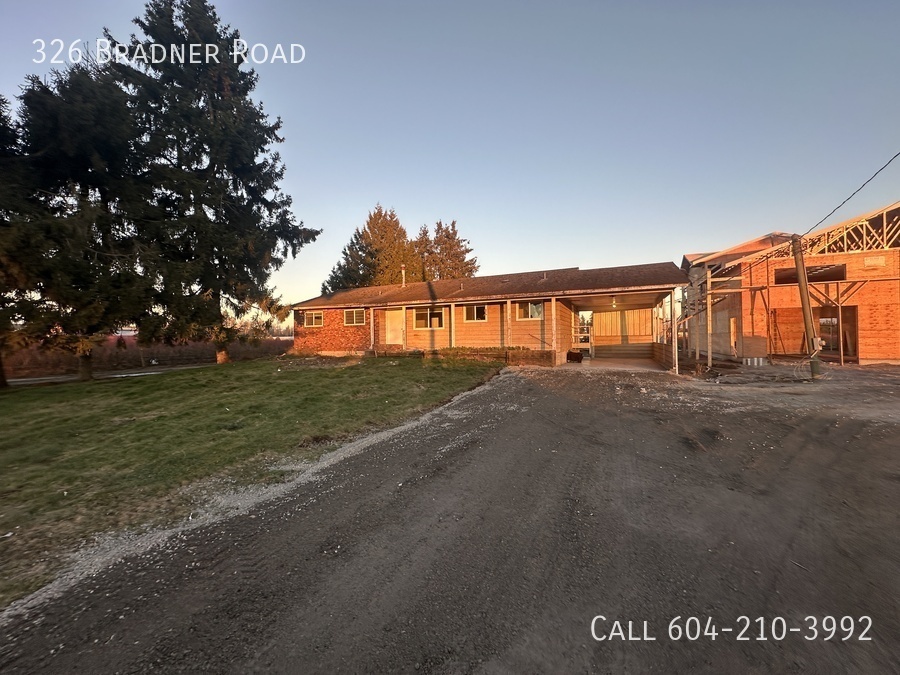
[0, 355, 501, 607]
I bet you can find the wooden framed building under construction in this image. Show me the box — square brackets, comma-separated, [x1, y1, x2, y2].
[682, 201, 900, 365]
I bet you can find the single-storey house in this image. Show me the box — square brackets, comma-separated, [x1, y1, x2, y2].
[292, 262, 689, 369]
[682, 200, 900, 365]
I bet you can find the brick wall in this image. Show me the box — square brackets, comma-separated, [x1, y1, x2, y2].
[293, 308, 370, 354]
[740, 249, 900, 361]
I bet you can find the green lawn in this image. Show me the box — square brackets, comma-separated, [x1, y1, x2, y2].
[0, 355, 500, 607]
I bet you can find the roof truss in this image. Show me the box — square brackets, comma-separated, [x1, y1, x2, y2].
[768, 203, 900, 259]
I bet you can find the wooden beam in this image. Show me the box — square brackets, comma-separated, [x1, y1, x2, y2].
[450, 303, 456, 348]
[837, 285, 845, 367]
[401, 305, 407, 350]
[706, 266, 713, 368]
[671, 289, 678, 374]
[708, 287, 766, 294]
[551, 297, 557, 361]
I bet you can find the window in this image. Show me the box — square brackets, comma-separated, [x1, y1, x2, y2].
[304, 311, 323, 328]
[464, 305, 487, 322]
[414, 307, 444, 329]
[344, 309, 366, 326]
[517, 301, 543, 320]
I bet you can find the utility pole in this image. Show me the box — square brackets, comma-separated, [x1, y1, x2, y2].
[791, 235, 821, 379]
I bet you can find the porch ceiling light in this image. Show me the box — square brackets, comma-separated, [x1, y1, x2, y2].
[612, 296, 617, 308]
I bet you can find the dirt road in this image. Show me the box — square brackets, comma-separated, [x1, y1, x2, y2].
[1, 366, 898, 673]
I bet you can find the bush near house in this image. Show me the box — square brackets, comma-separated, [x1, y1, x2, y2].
[431, 347, 555, 366]
[3, 336, 291, 379]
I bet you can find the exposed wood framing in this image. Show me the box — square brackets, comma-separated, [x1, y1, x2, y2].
[706, 266, 713, 367]
[767, 209, 900, 258]
[671, 289, 678, 374]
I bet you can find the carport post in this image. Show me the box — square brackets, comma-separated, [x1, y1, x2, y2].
[694, 297, 700, 360]
[671, 289, 678, 374]
[551, 298, 557, 360]
[450, 303, 456, 348]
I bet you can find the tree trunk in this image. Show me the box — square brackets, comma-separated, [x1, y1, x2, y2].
[216, 346, 231, 364]
[78, 353, 93, 381]
[0, 350, 8, 388]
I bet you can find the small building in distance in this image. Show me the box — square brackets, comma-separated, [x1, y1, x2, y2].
[682, 201, 900, 365]
[292, 262, 688, 369]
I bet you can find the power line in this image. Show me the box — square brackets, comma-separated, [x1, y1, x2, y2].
[733, 147, 900, 275]
[682, 147, 900, 321]
[801, 147, 900, 237]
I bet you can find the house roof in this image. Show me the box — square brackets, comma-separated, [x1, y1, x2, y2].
[292, 262, 688, 310]
[680, 252, 713, 271]
[685, 232, 794, 269]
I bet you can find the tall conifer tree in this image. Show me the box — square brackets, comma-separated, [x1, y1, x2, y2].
[322, 208, 479, 292]
[429, 220, 478, 280]
[321, 229, 375, 294]
[358, 205, 416, 286]
[107, 0, 319, 362]
[16, 66, 150, 380]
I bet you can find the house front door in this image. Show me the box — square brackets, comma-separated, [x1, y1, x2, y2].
[385, 309, 403, 345]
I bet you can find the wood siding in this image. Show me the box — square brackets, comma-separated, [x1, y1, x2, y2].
[509, 301, 551, 350]
[687, 247, 900, 363]
[592, 309, 653, 345]
[452, 304, 507, 347]
[747, 249, 900, 361]
[405, 307, 451, 350]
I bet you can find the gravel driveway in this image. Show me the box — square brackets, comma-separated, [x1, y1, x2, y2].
[2, 366, 898, 673]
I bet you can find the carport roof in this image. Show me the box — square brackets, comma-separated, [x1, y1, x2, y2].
[293, 261, 688, 309]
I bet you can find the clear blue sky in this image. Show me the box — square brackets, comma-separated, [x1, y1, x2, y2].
[2, 0, 899, 303]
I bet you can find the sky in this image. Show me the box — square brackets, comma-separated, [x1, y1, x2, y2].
[2, 0, 899, 304]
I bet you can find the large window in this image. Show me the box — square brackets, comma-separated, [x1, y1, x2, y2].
[414, 307, 444, 329]
[304, 311, 323, 327]
[344, 309, 366, 326]
[464, 305, 487, 322]
[517, 301, 543, 320]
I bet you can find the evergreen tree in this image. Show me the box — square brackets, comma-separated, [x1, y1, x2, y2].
[322, 209, 480, 292]
[107, 0, 320, 363]
[423, 220, 479, 280]
[15, 66, 151, 380]
[410, 224, 434, 283]
[0, 94, 33, 387]
[358, 204, 416, 286]
[321, 228, 375, 294]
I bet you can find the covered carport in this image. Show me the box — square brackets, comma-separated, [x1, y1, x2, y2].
[566, 287, 681, 372]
